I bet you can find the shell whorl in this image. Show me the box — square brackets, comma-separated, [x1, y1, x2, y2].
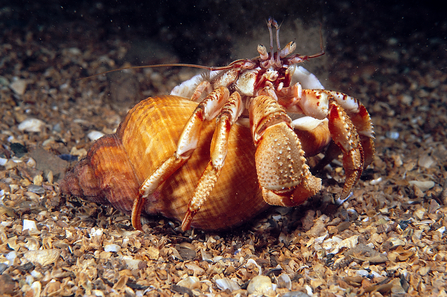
[60, 134, 139, 214]
[61, 95, 268, 230]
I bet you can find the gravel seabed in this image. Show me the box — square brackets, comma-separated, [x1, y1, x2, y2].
[0, 1, 446, 296]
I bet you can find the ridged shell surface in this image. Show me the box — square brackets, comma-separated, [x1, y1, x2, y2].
[62, 95, 268, 230]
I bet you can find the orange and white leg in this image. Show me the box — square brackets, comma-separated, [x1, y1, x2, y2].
[132, 87, 230, 230]
[280, 87, 374, 199]
[181, 91, 244, 230]
[325, 91, 375, 168]
[327, 100, 364, 199]
[190, 80, 213, 102]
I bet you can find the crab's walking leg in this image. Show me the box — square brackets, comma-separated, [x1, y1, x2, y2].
[250, 95, 322, 207]
[181, 91, 244, 231]
[279, 87, 374, 199]
[131, 87, 230, 230]
[328, 101, 363, 199]
[298, 89, 369, 199]
[191, 80, 213, 102]
[324, 91, 375, 168]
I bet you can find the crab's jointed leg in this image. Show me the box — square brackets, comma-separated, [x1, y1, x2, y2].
[190, 80, 213, 102]
[327, 100, 364, 199]
[132, 87, 230, 230]
[181, 91, 244, 231]
[279, 87, 375, 199]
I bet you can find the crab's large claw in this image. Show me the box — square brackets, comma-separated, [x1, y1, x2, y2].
[255, 122, 322, 207]
[328, 101, 364, 199]
[250, 95, 322, 207]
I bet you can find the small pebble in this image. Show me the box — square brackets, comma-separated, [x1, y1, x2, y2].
[30, 270, 43, 279]
[185, 263, 205, 275]
[10, 143, 28, 157]
[414, 208, 426, 220]
[176, 276, 200, 289]
[123, 257, 143, 270]
[26, 157, 36, 168]
[281, 292, 310, 297]
[277, 273, 292, 290]
[215, 278, 240, 292]
[70, 147, 87, 158]
[399, 220, 411, 231]
[145, 246, 160, 260]
[88, 130, 105, 141]
[408, 180, 435, 191]
[370, 177, 382, 185]
[90, 228, 103, 237]
[28, 185, 45, 194]
[6, 251, 17, 266]
[22, 219, 38, 232]
[33, 174, 43, 186]
[68, 47, 81, 55]
[418, 154, 435, 169]
[400, 94, 413, 105]
[18, 118, 46, 133]
[388, 37, 398, 45]
[58, 154, 78, 162]
[29, 281, 42, 297]
[10, 79, 27, 95]
[385, 131, 399, 139]
[24, 238, 40, 251]
[0, 76, 9, 86]
[53, 123, 62, 132]
[45, 170, 54, 183]
[247, 275, 274, 295]
[0, 274, 16, 294]
[104, 244, 121, 253]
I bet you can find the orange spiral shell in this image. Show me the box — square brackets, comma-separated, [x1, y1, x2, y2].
[60, 95, 268, 230]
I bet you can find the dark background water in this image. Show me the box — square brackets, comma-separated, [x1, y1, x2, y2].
[1, 0, 445, 66]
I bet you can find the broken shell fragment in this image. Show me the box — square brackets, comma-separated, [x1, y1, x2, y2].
[24, 249, 60, 266]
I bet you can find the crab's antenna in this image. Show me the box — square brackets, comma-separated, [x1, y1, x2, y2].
[77, 63, 235, 81]
[285, 22, 325, 65]
[307, 22, 325, 59]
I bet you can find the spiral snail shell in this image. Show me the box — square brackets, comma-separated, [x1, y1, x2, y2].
[60, 95, 269, 230]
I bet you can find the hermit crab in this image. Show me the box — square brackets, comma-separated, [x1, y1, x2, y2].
[61, 19, 375, 231]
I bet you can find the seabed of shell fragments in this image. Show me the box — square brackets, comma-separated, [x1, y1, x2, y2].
[0, 1, 446, 296]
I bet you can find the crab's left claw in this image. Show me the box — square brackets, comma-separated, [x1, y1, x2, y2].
[328, 102, 364, 199]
